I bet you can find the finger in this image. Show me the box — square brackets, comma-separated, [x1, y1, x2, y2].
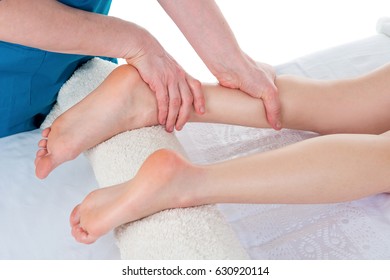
[175, 82, 193, 131]
[165, 83, 181, 132]
[262, 83, 282, 130]
[187, 75, 205, 115]
[254, 62, 281, 129]
[154, 83, 169, 125]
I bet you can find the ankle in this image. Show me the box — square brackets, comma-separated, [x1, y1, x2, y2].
[147, 149, 204, 208]
[176, 165, 209, 208]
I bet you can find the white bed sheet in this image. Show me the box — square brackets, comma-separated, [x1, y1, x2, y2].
[1, 34, 390, 260]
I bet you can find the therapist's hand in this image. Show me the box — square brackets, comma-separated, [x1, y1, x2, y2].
[126, 42, 204, 132]
[217, 55, 281, 130]
[157, 0, 281, 130]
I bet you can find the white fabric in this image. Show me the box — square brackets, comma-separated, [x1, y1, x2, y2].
[1, 30, 390, 259]
[0, 130, 119, 259]
[377, 17, 390, 37]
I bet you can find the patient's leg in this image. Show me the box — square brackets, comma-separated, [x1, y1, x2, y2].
[70, 131, 390, 244]
[35, 64, 272, 179]
[191, 62, 390, 134]
[36, 63, 390, 179]
[276, 63, 390, 134]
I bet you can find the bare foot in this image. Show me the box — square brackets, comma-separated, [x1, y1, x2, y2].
[69, 149, 204, 244]
[35, 65, 158, 179]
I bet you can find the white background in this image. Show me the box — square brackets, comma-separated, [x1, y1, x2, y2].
[110, 0, 388, 82]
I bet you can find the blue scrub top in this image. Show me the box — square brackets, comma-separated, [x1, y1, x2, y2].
[0, 0, 116, 137]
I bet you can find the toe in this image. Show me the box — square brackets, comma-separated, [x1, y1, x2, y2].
[73, 225, 96, 244]
[81, 234, 97, 244]
[35, 154, 56, 179]
[41, 127, 51, 138]
[38, 139, 48, 148]
[70, 205, 97, 244]
[34, 149, 47, 166]
[72, 225, 87, 242]
[36, 149, 48, 158]
[71, 224, 80, 239]
[70, 205, 81, 227]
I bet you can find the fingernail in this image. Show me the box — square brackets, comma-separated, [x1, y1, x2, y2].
[276, 121, 282, 130]
[199, 106, 205, 114]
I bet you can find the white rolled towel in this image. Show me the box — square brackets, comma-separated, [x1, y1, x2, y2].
[376, 17, 390, 37]
[42, 58, 249, 260]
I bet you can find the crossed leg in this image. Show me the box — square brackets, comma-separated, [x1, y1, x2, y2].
[61, 63, 390, 243]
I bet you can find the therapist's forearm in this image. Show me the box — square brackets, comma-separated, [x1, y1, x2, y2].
[158, 0, 248, 78]
[0, 0, 154, 59]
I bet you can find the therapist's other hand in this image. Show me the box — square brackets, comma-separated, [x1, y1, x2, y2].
[217, 56, 281, 130]
[126, 45, 204, 132]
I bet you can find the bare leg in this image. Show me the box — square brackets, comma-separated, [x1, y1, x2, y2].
[191, 63, 390, 134]
[196, 132, 390, 204]
[36, 63, 390, 179]
[70, 131, 390, 244]
[275, 64, 390, 134]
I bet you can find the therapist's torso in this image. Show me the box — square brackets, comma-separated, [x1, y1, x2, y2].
[0, 0, 115, 138]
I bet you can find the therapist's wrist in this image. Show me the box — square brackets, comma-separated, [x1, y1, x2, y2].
[212, 50, 254, 88]
[112, 21, 153, 60]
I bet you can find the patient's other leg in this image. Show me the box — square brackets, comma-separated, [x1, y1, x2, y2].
[69, 149, 198, 244]
[70, 130, 390, 244]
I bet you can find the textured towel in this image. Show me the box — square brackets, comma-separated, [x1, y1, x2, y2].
[42, 58, 248, 259]
[376, 17, 390, 37]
